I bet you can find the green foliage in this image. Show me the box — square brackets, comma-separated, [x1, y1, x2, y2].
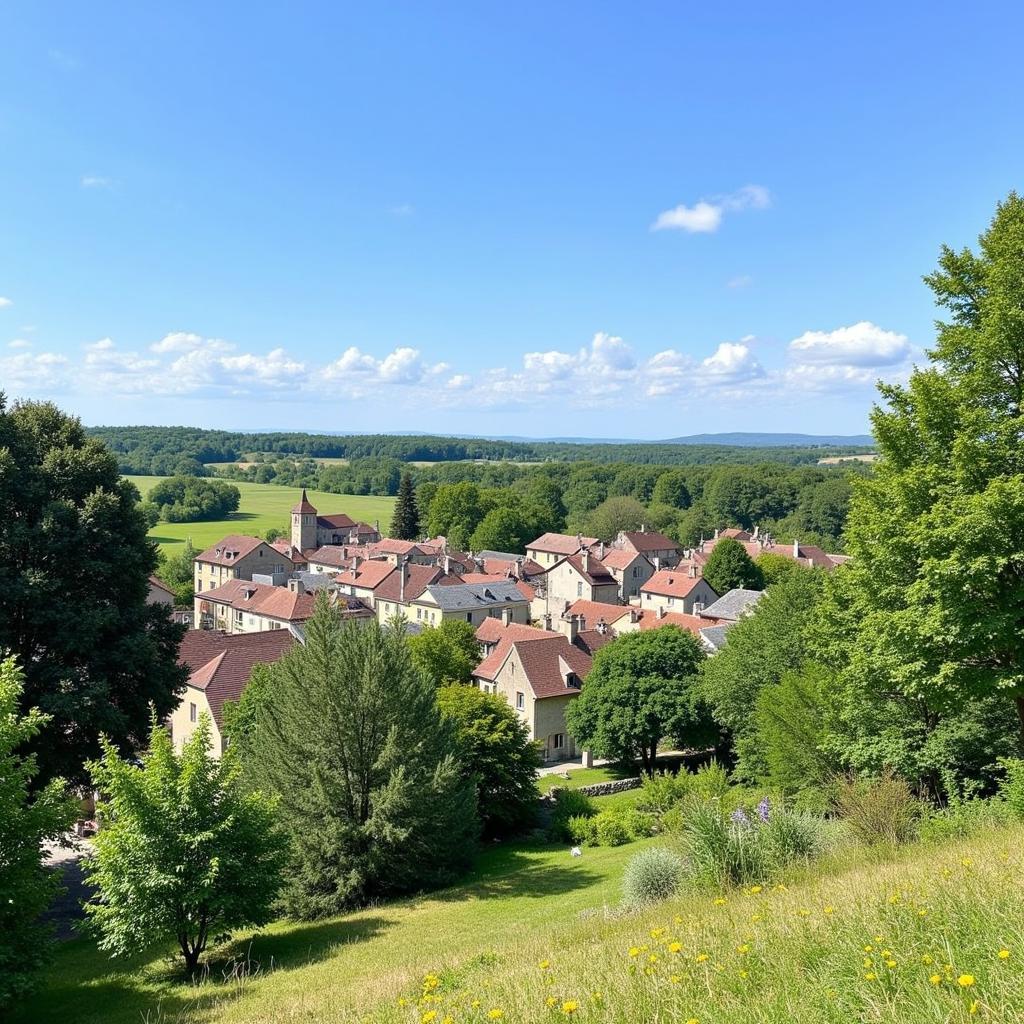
[426, 482, 482, 549]
[567, 806, 656, 847]
[154, 538, 198, 604]
[84, 715, 287, 974]
[409, 620, 481, 685]
[238, 600, 478, 917]
[700, 570, 825, 780]
[437, 685, 542, 838]
[0, 658, 77, 1009]
[997, 758, 1024, 819]
[390, 472, 420, 541]
[701, 537, 765, 594]
[753, 663, 838, 794]
[832, 774, 922, 846]
[811, 194, 1024, 796]
[918, 797, 1013, 843]
[636, 761, 732, 815]
[754, 552, 805, 586]
[469, 505, 536, 554]
[0, 397, 187, 784]
[584, 495, 648, 541]
[146, 475, 241, 522]
[565, 627, 713, 775]
[263, 525, 288, 542]
[621, 846, 685, 908]
[548, 788, 596, 841]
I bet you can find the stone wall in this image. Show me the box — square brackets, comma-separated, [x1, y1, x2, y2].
[546, 776, 642, 800]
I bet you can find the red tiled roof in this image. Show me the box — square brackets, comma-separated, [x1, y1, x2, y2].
[332, 559, 396, 591]
[369, 538, 424, 556]
[573, 629, 616, 656]
[511, 635, 593, 699]
[564, 599, 634, 626]
[195, 534, 267, 566]
[374, 563, 444, 603]
[701, 535, 840, 571]
[719, 528, 753, 541]
[198, 578, 318, 622]
[527, 532, 598, 555]
[561, 552, 617, 586]
[291, 489, 317, 513]
[308, 545, 353, 568]
[617, 530, 680, 554]
[269, 539, 307, 564]
[599, 549, 652, 571]
[317, 512, 358, 530]
[635, 610, 711, 637]
[473, 620, 558, 680]
[178, 629, 294, 726]
[641, 569, 710, 599]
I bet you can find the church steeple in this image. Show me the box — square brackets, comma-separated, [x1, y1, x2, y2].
[291, 489, 318, 551]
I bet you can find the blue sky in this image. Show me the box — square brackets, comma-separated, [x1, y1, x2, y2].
[2, 2, 1022, 438]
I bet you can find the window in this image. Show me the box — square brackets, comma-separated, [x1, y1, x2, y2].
[576, 581, 583, 598]
[516, 691, 525, 710]
[632, 566, 640, 578]
[235, 610, 243, 623]
[189, 702, 197, 723]
[553, 733, 563, 749]
[668, 596, 674, 606]
[466, 613, 472, 622]
[197, 579, 202, 592]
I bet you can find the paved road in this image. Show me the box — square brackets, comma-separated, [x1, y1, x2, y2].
[42, 839, 91, 941]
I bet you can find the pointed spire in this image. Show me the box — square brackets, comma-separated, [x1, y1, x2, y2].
[292, 488, 317, 514]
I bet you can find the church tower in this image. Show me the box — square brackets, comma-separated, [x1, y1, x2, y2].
[291, 489, 318, 552]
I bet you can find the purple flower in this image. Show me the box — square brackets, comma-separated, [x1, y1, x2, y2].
[756, 797, 771, 823]
[730, 808, 750, 826]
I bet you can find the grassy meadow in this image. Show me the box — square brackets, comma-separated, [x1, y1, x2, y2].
[15, 827, 1024, 1024]
[125, 476, 396, 554]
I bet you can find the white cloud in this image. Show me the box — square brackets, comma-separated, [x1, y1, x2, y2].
[0, 297, 12, 308]
[652, 185, 772, 233]
[0, 350, 70, 391]
[788, 321, 910, 367]
[446, 374, 472, 390]
[81, 176, 114, 189]
[697, 341, 764, 382]
[150, 331, 207, 353]
[8, 338, 31, 349]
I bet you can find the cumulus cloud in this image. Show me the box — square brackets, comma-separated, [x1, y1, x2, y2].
[788, 321, 911, 367]
[652, 185, 771, 233]
[0, 350, 70, 391]
[0, 296, 12, 308]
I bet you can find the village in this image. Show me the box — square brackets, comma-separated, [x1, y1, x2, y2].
[162, 488, 848, 767]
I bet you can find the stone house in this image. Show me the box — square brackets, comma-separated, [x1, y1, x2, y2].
[597, 547, 656, 600]
[404, 580, 531, 628]
[610, 527, 682, 569]
[290, 489, 381, 552]
[193, 535, 295, 595]
[147, 575, 175, 606]
[639, 567, 719, 615]
[525, 532, 598, 569]
[541, 551, 620, 613]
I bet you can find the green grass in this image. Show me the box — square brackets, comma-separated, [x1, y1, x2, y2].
[13, 841, 646, 1024]
[126, 476, 396, 554]
[536, 766, 640, 795]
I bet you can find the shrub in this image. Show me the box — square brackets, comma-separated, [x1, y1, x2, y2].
[550, 789, 596, 842]
[621, 847, 685, 908]
[567, 814, 597, 846]
[620, 808, 657, 840]
[919, 797, 1013, 842]
[636, 761, 731, 816]
[998, 758, 1024, 819]
[594, 811, 631, 847]
[833, 773, 922, 846]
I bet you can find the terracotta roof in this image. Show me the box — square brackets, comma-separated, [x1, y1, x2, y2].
[564, 599, 635, 627]
[269, 540, 307, 564]
[473, 621, 559, 681]
[510, 635, 593, 699]
[458, 572, 512, 585]
[291, 489, 317, 514]
[307, 545, 353, 568]
[561, 552, 617, 586]
[573, 629, 616, 656]
[527, 532, 598, 555]
[700, 534, 843, 570]
[369, 538, 425, 556]
[635, 610, 710, 637]
[374, 563, 444, 603]
[332, 559, 396, 591]
[195, 534, 267, 566]
[198, 578, 318, 622]
[178, 629, 294, 727]
[617, 530, 680, 554]
[599, 549, 652, 571]
[316, 512, 358, 530]
[641, 568, 713, 600]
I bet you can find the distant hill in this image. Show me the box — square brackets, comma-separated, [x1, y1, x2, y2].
[660, 432, 875, 448]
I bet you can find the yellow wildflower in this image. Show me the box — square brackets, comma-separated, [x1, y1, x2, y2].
[751, 914, 763, 924]
[737, 944, 749, 955]
[739, 969, 749, 979]
[628, 947, 641, 958]
[546, 997, 557, 1008]
[823, 905, 834, 915]
[864, 972, 877, 981]
[650, 927, 665, 939]
[422, 1013, 438, 1024]
[797, 908, 810, 917]
[538, 959, 551, 970]
[695, 953, 709, 963]
[686, 1019, 700, 1024]
[648, 953, 659, 963]
[970, 1000, 979, 1015]
[713, 897, 727, 906]
[471, 1001, 481, 1009]
[922, 955, 933, 964]
[918, 908, 928, 917]
[862, 958, 873, 968]
[999, 949, 1011, 959]
[669, 974, 681, 984]
[487, 1010, 504, 1020]
[398, 999, 408, 1008]
[886, 960, 897, 968]
[668, 942, 682, 954]
[863, 945, 873, 952]
[930, 974, 942, 985]
[958, 975, 976, 988]
[561, 1002, 578, 1015]
[962, 858, 973, 867]
[674, 914, 684, 924]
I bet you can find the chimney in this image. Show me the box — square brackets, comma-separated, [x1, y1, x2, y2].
[629, 607, 639, 624]
[352, 554, 362, 569]
[792, 538, 800, 559]
[542, 612, 552, 631]
[288, 578, 304, 595]
[688, 563, 696, 578]
[641, 523, 647, 533]
[596, 617, 607, 635]
[714, 528, 720, 539]
[657, 604, 666, 619]
[400, 557, 408, 601]
[501, 607, 512, 626]
[443, 554, 451, 576]
[582, 549, 591, 574]
[374, 519, 379, 534]
[598, 541, 606, 559]
[694, 601, 704, 615]
[753, 525, 759, 539]
[567, 613, 580, 643]
[576, 532, 583, 548]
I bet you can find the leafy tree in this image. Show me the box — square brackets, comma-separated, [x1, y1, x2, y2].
[147, 476, 241, 523]
[700, 569, 825, 779]
[584, 495, 647, 541]
[565, 626, 713, 774]
[0, 658, 78, 1009]
[155, 538, 198, 604]
[409, 620, 482, 685]
[522, 475, 567, 533]
[426, 482, 482, 549]
[0, 397, 187, 784]
[84, 716, 287, 974]
[263, 525, 288, 542]
[469, 505, 536, 554]
[701, 537, 765, 593]
[240, 600, 478, 916]
[651, 470, 691, 509]
[390, 472, 420, 540]
[437, 684, 542, 837]
[812, 194, 1024, 791]
[755, 551, 805, 586]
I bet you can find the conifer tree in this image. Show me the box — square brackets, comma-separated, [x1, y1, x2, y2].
[390, 471, 420, 540]
[240, 597, 478, 917]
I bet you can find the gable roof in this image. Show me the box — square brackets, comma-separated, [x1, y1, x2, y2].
[198, 578, 319, 622]
[269, 539, 307, 564]
[564, 599, 635, 627]
[421, 580, 528, 611]
[527, 532, 599, 555]
[559, 552, 617, 587]
[510, 635, 593, 699]
[699, 624, 733, 651]
[618, 530, 681, 554]
[635, 610, 710, 637]
[332, 559, 397, 591]
[641, 569, 716, 600]
[148, 574, 175, 598]
[307, 545, 355, 568]
[599, 548, 652, 571]
[700, 588, 763, 621]
[473, 621, 559, 680]
[374, 563, 444, 603]
[195, 534, 267, 566]
[177, 629, 294, 727]
[316, 512, 358, 530]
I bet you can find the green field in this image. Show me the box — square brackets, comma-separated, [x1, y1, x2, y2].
[126, 476, 396, 554]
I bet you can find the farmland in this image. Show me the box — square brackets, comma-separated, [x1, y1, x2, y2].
[125, 476, 396, 554]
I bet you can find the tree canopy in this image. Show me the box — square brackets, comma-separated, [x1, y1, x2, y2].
[701, 537, 765, 594]
[146, 475, 241, 522]
[565, 626, 713, 774]
[409, 620, 482, 685]
[390, 472, 420, 540]
[0, 397, 186, 784]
